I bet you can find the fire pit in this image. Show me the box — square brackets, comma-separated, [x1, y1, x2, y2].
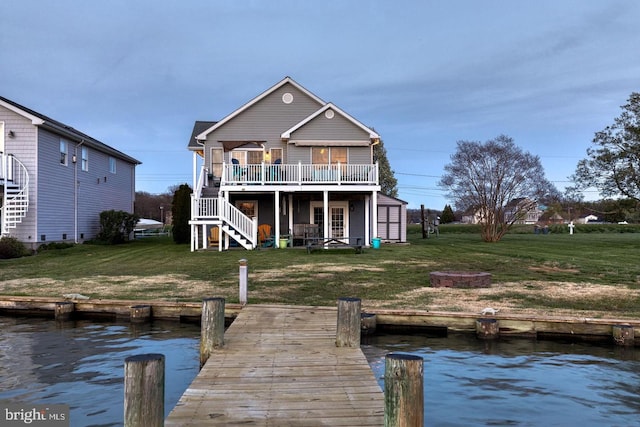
[430, 271, 492, 288]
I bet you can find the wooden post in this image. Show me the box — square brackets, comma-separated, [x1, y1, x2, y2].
[420, 205, 427, 239]
[239, 259, 248, 305]
[384, 353, 424, 427]
[130, 305, 151, 323]
[336, 297, 361, 347]
[612, 324, 635, 346]
[476, 318, 499, 339]
[55, 301, 74, 321]
[124, 353, 164, 427]
[200, 297, 225, 368]
[361, 312, 377, 335]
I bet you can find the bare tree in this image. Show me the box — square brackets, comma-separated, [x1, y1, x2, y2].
[439, 135, 557, 242]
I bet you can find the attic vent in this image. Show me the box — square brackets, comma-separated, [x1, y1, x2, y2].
[325, 110, 335, 119]
[282, 92, 293, 104]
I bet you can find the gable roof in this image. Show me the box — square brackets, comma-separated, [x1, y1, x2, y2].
[281, 102, 380, 142]
[0, 95, 141, 165]
[188, 120, 217, 150]
[194, 77, 325, 142]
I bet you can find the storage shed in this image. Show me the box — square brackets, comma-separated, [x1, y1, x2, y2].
[376, 193, 407, 243]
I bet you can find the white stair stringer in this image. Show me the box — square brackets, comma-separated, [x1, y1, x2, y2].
[220, 223, 254, 250]
[1, 155, 29, 235]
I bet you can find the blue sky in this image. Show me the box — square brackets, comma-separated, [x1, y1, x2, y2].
[2, 1, 639, 209]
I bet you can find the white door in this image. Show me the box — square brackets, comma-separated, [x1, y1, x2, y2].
[311, 202, 349, 242]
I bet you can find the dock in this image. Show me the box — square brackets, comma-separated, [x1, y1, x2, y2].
[165, 304, 385, 426]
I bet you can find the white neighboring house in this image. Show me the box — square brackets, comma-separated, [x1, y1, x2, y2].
[578, 214, 599, 224]
[187, 77, 389, 251]
[1, 96, 140, 249]
[462, 199, 543, 225]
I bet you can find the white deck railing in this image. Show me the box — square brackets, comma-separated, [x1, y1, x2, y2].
[191, 196, 256, 247]
[220, 162, 378, 186]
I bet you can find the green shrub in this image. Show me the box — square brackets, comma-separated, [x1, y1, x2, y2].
[171, 184, 192, 244]
[96, 210, 139, 244]
[0, 236, 29, 259]
[38, 242, 76, 252]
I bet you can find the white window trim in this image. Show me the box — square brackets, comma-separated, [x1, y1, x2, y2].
[81, 146, 89, 171]
[60, 139, 68, 166]
[310, 201, 349, 241]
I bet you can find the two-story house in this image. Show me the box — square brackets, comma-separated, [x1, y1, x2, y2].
[188, 77, 382, 251]
[1, 96, 140, 249]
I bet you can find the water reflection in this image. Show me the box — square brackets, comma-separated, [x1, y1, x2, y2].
[2, 316, 639, 426]
[0, 316, 200, 427]
[362, 333, 640, 427]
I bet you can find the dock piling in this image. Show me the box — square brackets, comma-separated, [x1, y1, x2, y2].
[130, 304, 151, 323]
[476, 318, 499, 339]
[124, 353, 164, 427]
[200, 297, 225, 368]
[336, 297, 361, 347]
[612, 324, 635, 346]
[384, 353, 424, 427]
[54, 301, 74, 321]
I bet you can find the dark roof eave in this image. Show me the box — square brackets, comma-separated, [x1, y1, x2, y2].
[40, 121, 141, 165]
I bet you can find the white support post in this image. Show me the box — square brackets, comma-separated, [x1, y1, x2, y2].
[288, 194, 293, 236]
[323, 191, 329, 247]
[364, 194, 370, 246]
[239, 259, 248, 305]
[372, 190, 378, 241]
[190, 223, 195, 252]
[275, 190, 281, 248]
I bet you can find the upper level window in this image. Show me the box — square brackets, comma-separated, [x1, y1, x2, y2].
[60, 140, 68, 165]
[312, 147, 347, 164]
[109, 157, 116, 174]
[210, 148, 223, 177]
[81, 147, 89, 171]
[231, 150, 263, 165]
[269, 148, 282, 164]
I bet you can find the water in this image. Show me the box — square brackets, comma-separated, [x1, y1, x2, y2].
[0, 316, 200, 427]
[362, 333, 640, 427]
[1, 317, 639, 426]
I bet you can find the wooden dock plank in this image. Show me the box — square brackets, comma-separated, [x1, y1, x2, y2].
[165, 305, 384, 426]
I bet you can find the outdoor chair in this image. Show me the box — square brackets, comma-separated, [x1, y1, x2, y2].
[231, 158, 245, 180]
[258, 224, 275, 248]
[208, 226, 220, 247]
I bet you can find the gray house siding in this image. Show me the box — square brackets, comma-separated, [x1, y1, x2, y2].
[289, 112, 371, 141]
[36, 129, 75, 242]
[204, 83, 323, 166]
[2, 100, 138, 246]
[1, 107, 38, 243]
[36, 132, 136, 244]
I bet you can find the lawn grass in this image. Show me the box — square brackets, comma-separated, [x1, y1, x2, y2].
[1, 225, 639, 318]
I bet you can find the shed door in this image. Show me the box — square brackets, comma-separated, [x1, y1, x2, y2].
[378, 206, 401, 240]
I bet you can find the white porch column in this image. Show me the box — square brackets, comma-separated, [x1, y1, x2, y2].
[365, 194, 370, 246]
[191, 223, 195, 252]
[192, 151, 198, 191]
[274, 190, 281, 248]
[288, 194, 293, 235]
[323, 190, 329, 246]
[372, 191, 378, 241]
[202, 224, 207, 250]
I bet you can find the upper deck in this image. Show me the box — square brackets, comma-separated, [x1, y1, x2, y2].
[220, 162, 378, 186]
